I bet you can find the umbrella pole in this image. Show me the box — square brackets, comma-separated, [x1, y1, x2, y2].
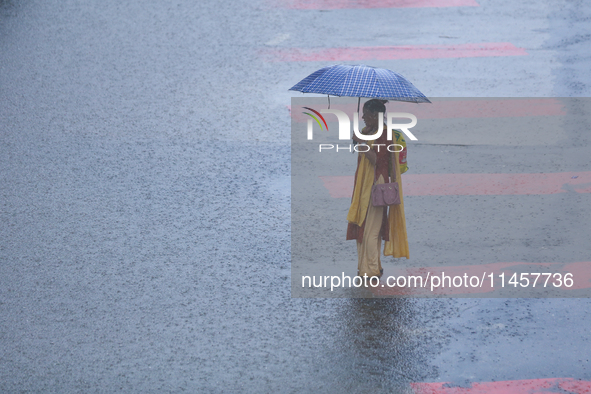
[352, 97, 360, 154]
[327, 95, 330, 109]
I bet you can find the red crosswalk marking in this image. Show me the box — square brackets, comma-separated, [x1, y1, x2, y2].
[319, 172, 591, 198]
[370, 262, 591, 296]
[263, 43, 526, 62]
[280, 0, 479, 9]
[411, 377, 591, 393]
[288, 98, 566, 123]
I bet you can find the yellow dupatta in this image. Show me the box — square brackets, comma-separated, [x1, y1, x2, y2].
[384, 150, 409, 259]
[346, 142, 374, 227]
[346, 140, 409, 258]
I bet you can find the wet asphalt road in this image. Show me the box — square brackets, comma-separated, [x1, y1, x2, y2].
[1, 0, 591, 392]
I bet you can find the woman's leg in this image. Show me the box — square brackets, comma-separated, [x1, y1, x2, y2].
[357, 176, 385, 277]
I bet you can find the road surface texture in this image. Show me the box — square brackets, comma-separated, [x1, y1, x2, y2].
[1, 0, 590, 392]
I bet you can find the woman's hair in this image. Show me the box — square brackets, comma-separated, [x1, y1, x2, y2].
[363, 99, 388, 113]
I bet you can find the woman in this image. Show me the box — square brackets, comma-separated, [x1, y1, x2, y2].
[346, 99, 410, 279]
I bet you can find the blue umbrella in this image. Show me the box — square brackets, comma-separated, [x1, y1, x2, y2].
[289, 64, 431, 105]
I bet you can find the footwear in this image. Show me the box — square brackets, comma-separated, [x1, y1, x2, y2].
[357, 269, 384, 278]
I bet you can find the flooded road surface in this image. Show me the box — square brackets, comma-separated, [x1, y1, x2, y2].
[1, 0, 591, 392]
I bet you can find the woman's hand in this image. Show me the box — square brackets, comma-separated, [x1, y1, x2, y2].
[352, 133, 364, 144]
[363, 149, 377, 167]
[353, 125, 377, 144]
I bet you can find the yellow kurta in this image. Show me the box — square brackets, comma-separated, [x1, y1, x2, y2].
[384, 150, 409, 259]
[347, 140, 409, 260]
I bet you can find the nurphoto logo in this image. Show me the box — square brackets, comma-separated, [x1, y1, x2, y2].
[302, 107, 418, 152]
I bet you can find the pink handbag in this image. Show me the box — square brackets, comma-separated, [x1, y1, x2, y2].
[371, 182, 400, 206]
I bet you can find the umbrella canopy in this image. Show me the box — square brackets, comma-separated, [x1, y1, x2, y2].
[289, 64, 431, 104]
